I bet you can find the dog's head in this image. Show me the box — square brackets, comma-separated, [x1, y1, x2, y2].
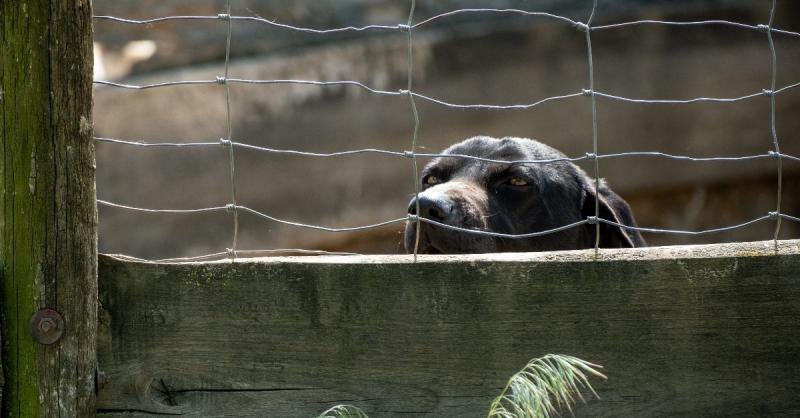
[404, 136, 645, 254]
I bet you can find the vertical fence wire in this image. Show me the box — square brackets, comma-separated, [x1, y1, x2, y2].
[405, 0, 423, 261]
[584, 0, 600, 256]
[221, 1, 240, 258]
[766, 0, 783, 253]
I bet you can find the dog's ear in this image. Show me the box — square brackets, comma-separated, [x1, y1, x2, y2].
[581, 180, 642, 248]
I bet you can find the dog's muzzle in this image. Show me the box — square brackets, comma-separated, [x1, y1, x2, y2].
[407, 194, 460, 225]
[407, 181, 488, 227]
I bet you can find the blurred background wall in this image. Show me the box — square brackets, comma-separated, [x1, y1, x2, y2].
[92, 0, 800, 259]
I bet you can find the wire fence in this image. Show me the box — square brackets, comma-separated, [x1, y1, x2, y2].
[93, 2, 800, 262]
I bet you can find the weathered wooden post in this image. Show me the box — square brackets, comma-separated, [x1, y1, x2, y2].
[1, 1, 97, 416]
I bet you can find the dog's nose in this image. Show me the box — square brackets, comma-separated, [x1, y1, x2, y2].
[408, 195, 455, 223]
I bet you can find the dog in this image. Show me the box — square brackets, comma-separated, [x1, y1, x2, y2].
[404, 136, 645, 254]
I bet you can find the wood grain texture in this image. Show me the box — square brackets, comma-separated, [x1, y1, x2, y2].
[96, 240, 800, 417]
[1, 0, 97, 416]
[0, 325, 3, 410]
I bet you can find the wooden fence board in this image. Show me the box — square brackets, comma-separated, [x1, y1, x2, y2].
[96, 240, 800, 417]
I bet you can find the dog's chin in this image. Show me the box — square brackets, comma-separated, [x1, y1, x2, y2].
[406, 240, 446, 254]
[406, 230, 443, 254]
[406, 225, 446, 254]
[406, 225, 496, 254]
[418, 244, 443, 254]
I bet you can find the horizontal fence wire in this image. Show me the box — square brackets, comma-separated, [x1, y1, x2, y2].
[92, 10, 800, 38]
[95, 137, 800, 164]
[92, 78, 800, 109]
[108, 249, 361, 264]
[93, 5, 800, 260]
[97, 199, 799, 239]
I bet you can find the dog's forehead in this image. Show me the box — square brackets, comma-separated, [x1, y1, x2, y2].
[449, 137, 532, 159]
[426, 137, 558, 175]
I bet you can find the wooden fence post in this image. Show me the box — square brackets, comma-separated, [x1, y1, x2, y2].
[1, 1, 97, 416]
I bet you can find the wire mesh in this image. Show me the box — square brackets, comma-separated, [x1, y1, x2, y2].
[93, 3, 800, 262]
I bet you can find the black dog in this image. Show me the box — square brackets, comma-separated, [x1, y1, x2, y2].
[404, 136, 645, 254]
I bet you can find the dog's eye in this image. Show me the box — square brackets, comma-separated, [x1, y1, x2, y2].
[424, 175, 441, 185]
[508, 178, 528, 186]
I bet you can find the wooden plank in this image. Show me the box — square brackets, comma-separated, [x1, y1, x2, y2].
[96, 240, 800, 417]
[0, 1, 97, 416]
[0, 327, 3, 409]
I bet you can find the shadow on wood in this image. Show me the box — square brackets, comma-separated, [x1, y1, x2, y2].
[96, 240, 800, 417]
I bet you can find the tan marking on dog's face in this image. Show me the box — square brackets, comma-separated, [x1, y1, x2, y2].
[438, 180, 490, 228]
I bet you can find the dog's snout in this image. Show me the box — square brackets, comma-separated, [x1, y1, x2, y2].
[408, 195, 455, 223]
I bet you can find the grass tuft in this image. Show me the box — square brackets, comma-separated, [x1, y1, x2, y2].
[317, 404, 370, 418]
[314, 354, 605, 418]
[487, 354, 606, 418]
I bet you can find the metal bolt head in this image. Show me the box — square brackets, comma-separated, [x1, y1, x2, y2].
[38, 318, 56, 333]
[29, 308, 64, 345]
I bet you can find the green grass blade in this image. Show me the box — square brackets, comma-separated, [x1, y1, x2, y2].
[317, 404, 370, 418]
[487, 354, 606, 418]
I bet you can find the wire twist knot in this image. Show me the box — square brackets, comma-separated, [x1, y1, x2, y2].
[573, 21, 589, 32]
[402, 150, 415, 159]
[398, 89, 411, 96]
[217, 13, 231, 21]
[762, 89, 774, 97]
[225, 203, 237, 212]
[757, 24, 770, 33]
[585, 152, 597, 160]
[219, 138, 232, 146]
[397, 23, 411, 32]
[407, 214, 419, 222]
[581, 88, 594, 97]
[586, 216, 598, 225]
[768, 211, 780, 220]
[215, 76, 227, 85]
